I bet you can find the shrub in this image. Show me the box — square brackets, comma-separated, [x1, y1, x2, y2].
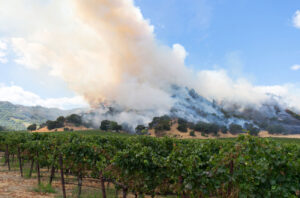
[27, 124, 37, 131]
[209, 123, 220, 135]
[189, 130, 195, 136]
[267, 125, 285, 134]
[220, 125, 228, 133]
[33, 183, 56, 194]
[56, 116, 65, 123]
[110, 121, 122, 132]
[100, 120, 110, 131]
[0, 126, 6, 131]
[194, 122, 220, 135]
[66, 114, 82, 126]
[100, 120, 122, 132]
[177, 118, 188, 132]
[229, 123, 243, 134]
[244, 123, 260, 136]
[136, 125, 148, 135]
[46, 121, 59, 130]
[149, 116, 171, 132]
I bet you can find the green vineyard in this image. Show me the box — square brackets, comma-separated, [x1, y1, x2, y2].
[0, 132, 299, 198]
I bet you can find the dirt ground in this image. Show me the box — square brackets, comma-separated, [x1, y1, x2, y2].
[149, 123, 300, 139]
[0, 165, 54, 198]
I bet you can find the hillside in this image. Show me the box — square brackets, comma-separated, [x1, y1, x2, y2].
[0, 101, 81, 130]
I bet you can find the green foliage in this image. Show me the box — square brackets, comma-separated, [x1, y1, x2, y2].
[149, 115, 171, 133]
[0, 132, 299, 197]
[229, 123, 243, 134]
[27, 124, 37, 131]
[285, 109, 300, 120]
[193, 121, 220, 135]
[33, 183, 56, 193]
[46, 120, 63, 130]
[189, 130, 195, 136]
[110, 121, 122, 132]
[65, 114, 82, 126]
[100, 120, 110, 131]
[177, 118, 188, 132]
[244, 123, 260, 136]
[267, 125, 285, 134]
[220, 125, 228, 133]
[56, 116, 65, 122]
[135, 125, 148, 135]
[100, 120, 122, 132]
[0, 125, 6, 131]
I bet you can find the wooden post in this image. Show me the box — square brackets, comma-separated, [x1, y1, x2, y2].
[36, 151, 41, 185]
[115, 189, 119, 198]
[122, 187, 128, 198]
[59, 154, 66, 198]
[6, 144, 10, 171]
[77, 172, 82, 198]
[49, 167, 56, 185]
[227, 159, 234, 196]
[29, 159, 34, 178]
[17, 147, 23, 177]
[49, 154, 57, 185]
[179, 176, 188, 198]
[100, 171, 106, 198]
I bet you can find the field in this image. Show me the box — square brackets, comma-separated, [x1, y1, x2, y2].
[0, 131, 299, 198]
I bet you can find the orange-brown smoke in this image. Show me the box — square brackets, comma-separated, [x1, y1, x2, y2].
[5, 0, 192, 112]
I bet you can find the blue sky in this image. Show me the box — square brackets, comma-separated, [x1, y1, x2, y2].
[135, 0, 300, 85]
[0, 0, 299, 109]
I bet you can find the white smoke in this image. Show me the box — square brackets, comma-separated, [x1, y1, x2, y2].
[0, 0, 299, 124]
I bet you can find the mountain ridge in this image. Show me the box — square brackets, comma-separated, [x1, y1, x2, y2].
[0, 101, 81, 130]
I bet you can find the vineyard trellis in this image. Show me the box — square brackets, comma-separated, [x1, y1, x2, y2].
[0, 132, 299, 198]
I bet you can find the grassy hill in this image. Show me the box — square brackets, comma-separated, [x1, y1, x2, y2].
[0, 101, 80, 130]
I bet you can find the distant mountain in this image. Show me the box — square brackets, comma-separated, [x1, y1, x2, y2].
[170, 86, 300, 134]
[83, 86, 300, 134]
[0, 101, 81, 130]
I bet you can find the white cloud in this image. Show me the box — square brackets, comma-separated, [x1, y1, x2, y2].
[291, 64, 300, 71]
[0, 84, 89, 110]
[293, 10, 300, 29]
[172, 43, 188, 63]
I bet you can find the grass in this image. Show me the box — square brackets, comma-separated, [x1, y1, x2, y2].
[32, 183, 56, 194]
[71, 187, 117, 198]
[50, 130, 135, 137]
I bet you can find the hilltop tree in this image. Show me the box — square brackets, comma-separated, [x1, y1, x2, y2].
[0, 126, 6, 131]
[66, 114, 82, 126]
[46, 120, 59, 130]
[56, 116, 65, 124]
[149, 116, 171, 133]
[244, 123, 260, 136]
[229, 123, 243, 134]
[267, 125, 285, 134]
[100, 120, 110, 131]
[220, 125, 228, 133]
[193, 122, 220, 135]
[136, 125, 148, 135]
[110, 121, 122, 132]
[27, 124, 37, 131]
[177, 118, 188, 132]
